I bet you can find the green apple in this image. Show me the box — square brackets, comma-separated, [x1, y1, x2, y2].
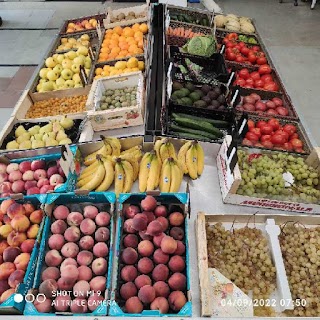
[65, 80, 75, 88]
[52, 54, 59, 63]
[72, 73, 81, 83]
[42, 81, 55, 92]
[47, 70, 59, 81]
[74, 83, 83, 88]
[73, 55, 85, 66]
[39, 68, 49, 79]
[56, 54, 65, 64]
[45, 57, 56, 68]
[53, 64, 63, 74]
[66, 50, 77, 60]
[62, 59, 73, 69]
[56, 77, 66, 87]
[39, 79, 47, 83]
[84, 60, 91, 69]
[77, 46, 89, 56]
[36, 83, 43, 92]
[71, 63, 80, 74]
[61, 69, 73, 80]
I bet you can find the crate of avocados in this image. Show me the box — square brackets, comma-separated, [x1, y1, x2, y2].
[24, 192, 116, 316]
[217, 135, 320, 213]
[109, 193, 192, 317]
[0, 195, 46, 314]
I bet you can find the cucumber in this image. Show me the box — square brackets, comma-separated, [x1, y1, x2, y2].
[202, 18, 209, 26]
[178, 15, 185, 22]
[170, 124, 218, 140]
[173, 117, 224, 138]
[172, 113, 229, 128]
[171, 132, 212, 142]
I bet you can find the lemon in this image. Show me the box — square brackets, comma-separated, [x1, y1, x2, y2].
[138, 61, 145, 71]
[115, 61, 127, 70]
[127, 57, 138, 68]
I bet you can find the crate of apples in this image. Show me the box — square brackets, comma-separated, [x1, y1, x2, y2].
[243, 117, 307, 153]
[0, 198, 44, 310]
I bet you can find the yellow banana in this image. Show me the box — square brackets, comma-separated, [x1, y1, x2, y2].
[146, 154, 161, 191]
[105, 137, 121, 156]
[195, 143, 205, 176]
[119, 154, 139, 181]
[121, 145, 142, 155]
[177, 141, 192, 174]
[154, 139, 163, 165]
[80, 161, 106, 191]
[95, 158, 115, 192]
[84, 144, 109, 166]
[186, 145, 198, 179]
[169, 160, 183, 193]
[80, 160, 99, 179]
[122, 160, 134, 193]
[139, 152, 153, 192]
[114, 161, 125, 197]
[167, 142, 177, 160]
[159, 158, 171, 192]
[159, 142, 171, 163]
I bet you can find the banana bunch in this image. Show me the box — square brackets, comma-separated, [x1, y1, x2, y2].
[114, 157, 135, 197]
[159, 157, 183, 193]
[154, 138, 177, 165]
[178, 141, 204, 179]
[139, 151, 161, 192]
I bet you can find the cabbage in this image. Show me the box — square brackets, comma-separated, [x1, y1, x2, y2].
[214, 15, 227, 28]
[182, 36, 216, 57]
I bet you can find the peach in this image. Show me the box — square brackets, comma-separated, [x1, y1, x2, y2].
[24, 180, 37, 190]
[169, 212, 184, 226]
[95, 227, 109, 242]
[87, 292, 104, 312]
[27, 224, 39, 238]
[8, 269, 25, 288]
[157, 217, 169, 232]
[22, 203, 35, 216]
[168, 256, 185, 272]
[8, 170, 22, 183]
[153, 249, 169, 265]
[2, 216, 12, 226]
[139, 230, 152, 241]
[151, 297, 169, 313]
[84, 205, 98, 219]
[60, 258, 77, 269]
[93, 242, 109, 258]
[138, 257, 154, 274]
[39, 185, 54, 194]
[39, 279, 58, 298]
[95, 212, 110, 227]
[67, 212, 83, 227]
[11, 180, 25, 193]
[22, 170, 34, 181]
[125, 296, 143, 313]
[79, 236, 94, 250]
[54, 295, 71, 312]
[143, 211, 155, 224]
[70, 298, 88, 313]
[61, 243, 79, 258]
[11, 214, 30, 232]
[153, 233, 165, 247]
[34, 298, 52, 313]
[48, 234, 65, 250]
[42, 267, 60, 281]
[152, 264, 169, 282]
[51, 220, 67, 234]
[7, 231, 27, 246]
[154, 205, 168, 217]
[170, 227, 184, 241]
[34, 169, 47, 181]
[77, 251, 93, 266]
[6, 163, 19, 174]
[122, 247, 138, 265]
[57, 277, 74, 290]
[141, 195, 157, 211]
[121, 265, 138, 282]
[0, 262, 16, 280]
[174, 241, 185, 256]
[134, 275, 151, 289]
[49, 174, 64, 186]
[146, 220, 163, 236]
[138, 240, 154, 257]
[0, 182, 12, 194]
[78, 266, 92, 281]
[168, 291, 187, 312]
[7, 203, 26, 219]
[123, 234, 139, 248]
[0, 199, 12, 215]
[37, 178, 49, 189]
[29, 209, 44, 224]
[124, 219, 136, 234]
[0, 288, 15, 303]
[53, 205, 69, 220]
[14, 252, 30, 270]
[0, 280, 10, 296]
[45, 250, 63, 267]
[47, 166, 58, 178]
[168, 273, 186, 291]
[73, 280, 90, 298]
[92, 258, 107, 276]
[0, 163, 7, 174]
[21, 239, 36, 253]
[153, 281, 170, 298]
[61, 265, 79, 284]
[0, 224, 13, 238]
[89, 276, 106, 292]
[0, 240, 9, 255]
[18, 161, 31, 173]
[132, 213, 148, 231]
[80, 218, 96, 235]
[31, 160, 45, 171]
[138, 285, 156, 304]
[64, 226, 81, 242]
[0, 173, 8, 184]
[120, 282, 137, 300]
[161, 236, 177, 254]
[124, 205, 140, 219]
[3, 247, 21, 262]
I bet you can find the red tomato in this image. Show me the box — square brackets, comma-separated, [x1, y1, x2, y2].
[240, 47, 250, 56]
[260, 125, 274, 135]
[268, 118, 280, 130]
[256, 120, 267, 129]
[250, 127, 262, 138]
[235, 79, 246, 86]
[226, 41, 236, 48]
[250, 71, 260, 81]
[261, 134, 272, 142]
[239, 41, 246, 48]
[238, 68, 250, 79]
[262, 140, 274, 149]
[291, 133, 299, 139]
[226, 52, 236, 61]
[256, 57, 267, 65]
[248, 54, 257, 64]
[252, 45, 261, 52]
[227, 33, 238, 40]
[266, 109, 278, 115]
[276, 107, 289, 116]
[244, 84, 254, 88]
[290, 138, 303, 149]
[261, 74, 273, 83]
[271, 134, 285, 146]
[283, 142, 293, 151]
[283, 124, 297, 136]
[274, 129, 289, 142]
[247, 119, 255, 129]
[254, 79, 265, 88]
[245, 132, 259, 142]
[258, 64, 272, 75]
[263, 81, 278, 91]
[295, 148, 305, 153]
[272, 97, 283, 107]
[242, 138, 253, 146]
[235, 56, 245, 63]
[254, 142, 264, 148]
[245, 78, 255, 86]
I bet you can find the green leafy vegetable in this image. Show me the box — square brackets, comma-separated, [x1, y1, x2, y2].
[182, 36, 216, 57]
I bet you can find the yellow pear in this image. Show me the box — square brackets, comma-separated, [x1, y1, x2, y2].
[6, 140, 19, 150]
[15, 125, 27, 137]
[28, 125, 41, 135]
[59, 138, 72, 145]
[39, 123, 53, 134]
[45, 139, 59, 147]
[32, 140, 45, 149]
[17, 132, 31, 144]
[56, 130, 68, 142]
[60, 116, 74, 130]
[19, 141, 32, 150]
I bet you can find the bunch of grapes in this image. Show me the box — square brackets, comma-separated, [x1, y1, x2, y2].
[280, 223, 320, 317]
[237, 150, 320, 204]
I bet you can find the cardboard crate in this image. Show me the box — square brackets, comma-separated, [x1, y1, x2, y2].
[109, 192, 192, 317]
[217, 135, 320, 213]
[24, 192, 116, 316]
[0, 195, 46, 314]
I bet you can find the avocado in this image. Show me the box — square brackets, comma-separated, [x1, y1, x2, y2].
[181, 97, 193, 106]
[172, 82, 183, 91]
[189, 92, 201, 102]
[175, 90, 186, 98]
[194, 89, 204, 98]
[193, 100, 207, 108]
[180, 88, 190, 97]
[185, 82, 195, 92]
[176, 98, 183, 104]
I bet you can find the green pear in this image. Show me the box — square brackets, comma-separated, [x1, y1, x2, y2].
[45, 138, 59, 147]
[56, 130, 68, 142]
[28, 125, 41, 135]
[52, 121, 63, 133]
[33, 133, 44, 141]
[15, 125, 27, 138]
[59, 138, 72, 145]
[39, 123, 53, 134]
[42, 133, 49, 142]
[32, 140, 45, 149]
[19, 141, 32, 150]
[60, 116, 74, 130]
[17, 132, 31, 144]
[6, 140, 19, 150]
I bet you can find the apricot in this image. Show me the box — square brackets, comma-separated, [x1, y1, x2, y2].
[7, 203, 26, 219]
[7, 231, 27, 247]
[29, 209, 44, 224]
[0, 199, 15, 214]
[23, 203, 35, 217]
[27, 224, 39, 239]
[0, 224, 13, 238]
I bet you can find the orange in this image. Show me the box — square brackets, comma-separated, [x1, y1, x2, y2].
[100, 47, 110, 53]
[105, 29, 113, 36]
[109, 39, 119, 47]
[128, 44, 138, 53]
[119, 50, 128, 56]
[123, 28, 135, 38]
[137, 39, 144, 49]
[111, 33, 119, 40]
[108, 52, 118, 60]
[135, 48, 144, 54]
[99, 53, 109, 61]
[119, 42, 129, 50]
[139, 23, 148, 34]
[95, 67, 103, 75]
[132, 23, 140, 31]
[134, 31, 143, 40]
[113, 26, 123, 35]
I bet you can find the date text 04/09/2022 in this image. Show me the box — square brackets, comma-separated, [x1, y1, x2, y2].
[221, 298, 307, 308]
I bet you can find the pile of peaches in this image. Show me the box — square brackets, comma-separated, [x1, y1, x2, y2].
[65, 18, 98, 33]
[0, 199, 43, 304]
[118, 195, 188, 314]
[34, 204, 111, 313]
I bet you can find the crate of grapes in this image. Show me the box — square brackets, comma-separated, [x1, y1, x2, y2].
[196, 211, 320, 317]
[217, 135, 320, 213]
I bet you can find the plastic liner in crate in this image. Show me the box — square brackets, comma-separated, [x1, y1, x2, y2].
[59, 14, 106, 35]
[163, 102, 235, 143]
[231, 86, 299, 121]
[167, 20, 213, 48]
[169, 46, 229, 84]
[109, 192, 192, 317]
[236, 113, 312, 155]
[0, 195, 46, 314]
[24, 192, 116, 316]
